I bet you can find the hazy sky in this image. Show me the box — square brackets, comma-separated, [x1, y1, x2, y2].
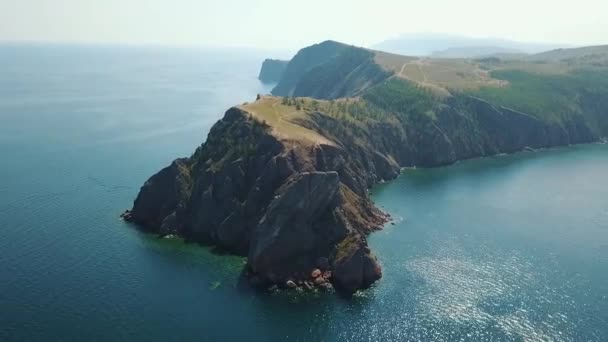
[1, 0, 606, 49]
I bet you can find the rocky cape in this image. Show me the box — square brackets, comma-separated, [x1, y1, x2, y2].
[258, 59, 288, 83]
[123, 105, 387, 294]
[124, 41, 608, 295]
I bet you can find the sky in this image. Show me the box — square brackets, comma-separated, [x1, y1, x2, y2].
[1, 0, 606, 49]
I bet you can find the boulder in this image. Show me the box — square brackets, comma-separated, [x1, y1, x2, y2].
[332, 235, 382, 294]
[314, 277, 327, 285]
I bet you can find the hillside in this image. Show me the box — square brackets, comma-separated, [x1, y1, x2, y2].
[270, 41, 608, 131]
[270, 40, 391, 99]
[124, 41, 608, 295]
[529, 45, 608, 63]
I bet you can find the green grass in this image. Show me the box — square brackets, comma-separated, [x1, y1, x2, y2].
[239, 96, 337, 146]
[374, 52, 505, 94]
[472, 69, 608, 127]
[363, 78, 437, 121]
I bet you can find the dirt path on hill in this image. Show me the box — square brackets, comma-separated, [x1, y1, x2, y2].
[398, 58, 430, 83]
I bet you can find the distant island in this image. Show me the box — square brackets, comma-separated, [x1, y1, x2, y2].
[123, 40, 608, 294]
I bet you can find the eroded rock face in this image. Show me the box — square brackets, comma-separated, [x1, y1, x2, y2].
[127, 158, 190, 234]
[126, 107, 388, 294]
[249, 171, 340, 275]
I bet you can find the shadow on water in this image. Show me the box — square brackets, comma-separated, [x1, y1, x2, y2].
[126, 219, 373, 301]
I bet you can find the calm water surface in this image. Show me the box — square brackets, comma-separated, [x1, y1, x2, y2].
[0, 44, 607, 341]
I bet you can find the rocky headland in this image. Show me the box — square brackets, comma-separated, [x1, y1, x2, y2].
[124, 41, 608, 294]
[258, 59, 289, 83]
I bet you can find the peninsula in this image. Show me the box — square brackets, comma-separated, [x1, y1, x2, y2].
[123, 41, 608, 294]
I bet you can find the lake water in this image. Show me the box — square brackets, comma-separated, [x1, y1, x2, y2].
[1, 44, 607, 341]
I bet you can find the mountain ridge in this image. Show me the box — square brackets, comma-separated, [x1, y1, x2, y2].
[373, 33, 569, 57]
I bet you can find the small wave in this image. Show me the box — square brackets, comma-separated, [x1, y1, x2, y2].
[405, 241, 573, 341]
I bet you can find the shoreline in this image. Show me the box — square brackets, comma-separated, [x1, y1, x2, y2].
[122, 137, 605, 295]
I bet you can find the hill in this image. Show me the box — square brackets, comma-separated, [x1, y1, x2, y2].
[271, 40, 390, 98]
[430, 46, 524, 58]
[124, 41, 608, 295]
[268, 41, 608, 131]
[525, 45, 608, 66]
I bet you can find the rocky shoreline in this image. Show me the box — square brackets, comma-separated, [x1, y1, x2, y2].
[122, 91, 601, 294]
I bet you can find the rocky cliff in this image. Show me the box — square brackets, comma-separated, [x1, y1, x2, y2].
[258, 59, 288, 83]
[124, 103, 389, 293]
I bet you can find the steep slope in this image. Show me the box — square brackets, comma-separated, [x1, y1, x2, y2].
[271, 40, 349, 96]
[258, 59, 288, 83]
[271, 41, 391, 99]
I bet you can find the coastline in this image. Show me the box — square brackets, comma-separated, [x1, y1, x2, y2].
[122, 41, 608, 295]
[122, 98, 604, 294]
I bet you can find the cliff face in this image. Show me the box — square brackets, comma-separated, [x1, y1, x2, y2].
[258, 59, 288, 83]
[400, 95, 597, 167]
[292, 48, 391, 99]
[302, 95, 597, 170]
[125, 105, 390, 293]
[271, 41, 350, 96]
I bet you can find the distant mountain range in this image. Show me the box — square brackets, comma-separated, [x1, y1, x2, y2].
[373, 33, 569, 58]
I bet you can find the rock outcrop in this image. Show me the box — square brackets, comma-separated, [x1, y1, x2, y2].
[249, 171, 341, 275]
[258, 59, 288, 83]
[125, 106, 390, 294]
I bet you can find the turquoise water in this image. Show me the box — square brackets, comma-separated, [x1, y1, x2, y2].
[1, 44, 607, 341]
